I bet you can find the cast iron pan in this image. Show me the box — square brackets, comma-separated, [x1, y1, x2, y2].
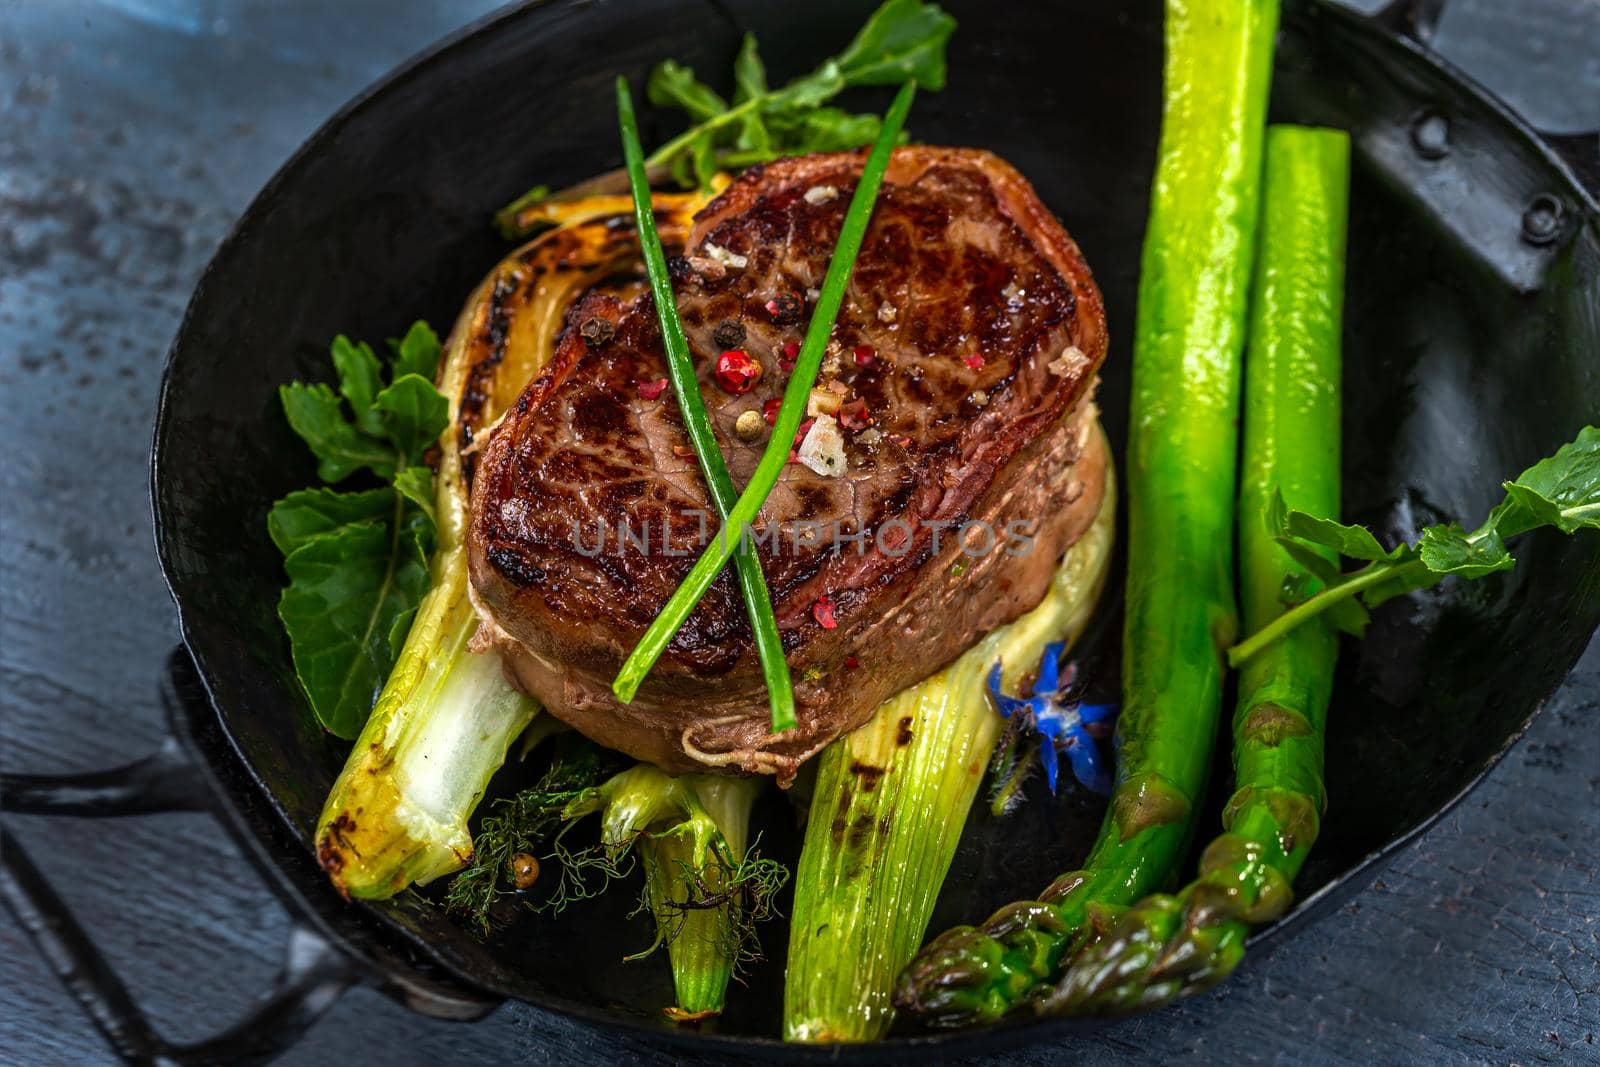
[3, 0, 1597, 1061]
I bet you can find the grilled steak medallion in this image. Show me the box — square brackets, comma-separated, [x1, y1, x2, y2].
[468, 147, 1108, 782]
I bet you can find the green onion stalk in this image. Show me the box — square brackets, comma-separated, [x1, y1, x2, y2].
[1048, 124, 1350, 1015]
[895, 0, 1280, 1026]
[786, 456, 1117, 1043]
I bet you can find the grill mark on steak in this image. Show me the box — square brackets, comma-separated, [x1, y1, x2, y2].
[469, 147, 1109, 780]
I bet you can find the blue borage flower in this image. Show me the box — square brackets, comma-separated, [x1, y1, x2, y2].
[987, 641, 1116, 796]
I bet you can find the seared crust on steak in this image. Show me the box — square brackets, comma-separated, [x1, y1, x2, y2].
[468, 147, 1108, 781]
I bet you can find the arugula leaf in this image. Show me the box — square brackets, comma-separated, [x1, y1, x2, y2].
[1356, 561, 1440, 611]
[767, 107, 888, 154]
[271, 325, 449, 737]
[647, 59, 729, 123]
[389, 320, 443, 383]
[1416, 522, 1514, 578]
[1499, 424, 1600, 535]
[830, 0, 956, 89]
[774, 62, 846, 111]
[1229, 426, 1600, 666]
[280, 382, 397, 482]
[331, 336, 386, 436]
[1320, 587, 1373, 637]
[764, 0, 955, 110]
[492, 1, 954, 227]
[277, 514, 430, 739]
[1271, 489, 1410, 562]
[376, 374, 449, 466]
[731, 33, 772, 155]
[268, 486, 395, 555]
[393, 466, 436, 528]
[625, 1, 953, 197]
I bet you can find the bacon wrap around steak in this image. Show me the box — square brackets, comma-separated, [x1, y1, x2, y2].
[467, 147, 1108, 783]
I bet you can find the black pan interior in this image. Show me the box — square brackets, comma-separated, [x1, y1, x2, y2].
[152, 0, 1600, 1049]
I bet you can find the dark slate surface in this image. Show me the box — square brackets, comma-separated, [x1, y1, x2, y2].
[1, 1, 1596, 1063]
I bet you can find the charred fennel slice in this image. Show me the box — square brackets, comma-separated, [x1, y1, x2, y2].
[313, 192, 711, 899]
[785, 446, 1116, 1042]
[307, 187, 792, 1022]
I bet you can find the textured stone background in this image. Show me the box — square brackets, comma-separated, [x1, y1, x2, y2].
[1, 1, 1596, 1063]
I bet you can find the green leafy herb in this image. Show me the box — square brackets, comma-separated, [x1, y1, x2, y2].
[643, 0, 952, 189]
[445, 741, 787, 983]
[388, 320, 443, 382]
[495, 0, 953, 236]
[1228, 425, 1600, 666]
[444, 736, 627, 934]
[271, 323, 449, 737]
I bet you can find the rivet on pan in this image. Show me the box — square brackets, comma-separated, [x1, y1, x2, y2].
[1521, 194, 1565, 246]
[1409, 110, 1450, 160]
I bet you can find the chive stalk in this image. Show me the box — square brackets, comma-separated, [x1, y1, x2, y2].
[616, 78, 797, 732]
[1049, 124, 1349, 1014]
[612, 79, 918, 705]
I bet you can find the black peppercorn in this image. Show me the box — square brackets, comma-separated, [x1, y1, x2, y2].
[580, 316, 615, 348]
[713, 320, 747, 349]
[766, 290, 803, 326]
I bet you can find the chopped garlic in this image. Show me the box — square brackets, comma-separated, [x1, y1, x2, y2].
[1049, 345, 1090, 377]
[803, 184, 839, 204]
[702, 242, 748, 269]
[969, 389, 989, 407]
[857, 427, 883, 446]
[806, 287, 821, 302]
[807, 383, 846, 416]
[797, 415, 846, 476]
[877, 302, 897, 323]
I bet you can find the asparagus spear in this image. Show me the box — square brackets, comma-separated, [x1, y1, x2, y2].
[787, 452, 1116, 1042]
[895, 0, 1280, 1025]
[1047, 124, 1350, 1014]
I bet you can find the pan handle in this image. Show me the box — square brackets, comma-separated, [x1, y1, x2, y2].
[1370, 0, 1600, 202]
[0, 699, 360, 1064]
[1371, 0, 1448, 43]
[0, 826, 357, 1067]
